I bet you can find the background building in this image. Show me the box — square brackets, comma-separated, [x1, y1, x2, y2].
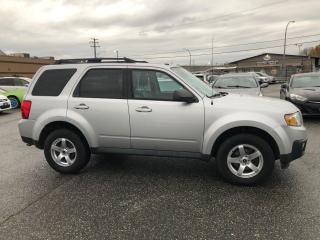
[183, 53, 320, 80]
[0, 51, 54, 78]
[229, 53, 319, 80]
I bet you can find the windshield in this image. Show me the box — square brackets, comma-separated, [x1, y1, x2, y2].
[213, 76, 258, 88]
[257, 72, 268, 77]
[171, 67, 217, 97]
[291, 75, 320, 88]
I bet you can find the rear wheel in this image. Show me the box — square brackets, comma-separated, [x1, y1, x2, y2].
[44, 129, 90, 174]
[8, 96, 20, 109]
[216, 134, 275, 185]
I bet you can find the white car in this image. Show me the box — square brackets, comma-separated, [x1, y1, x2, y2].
[0, 89, 11, 112]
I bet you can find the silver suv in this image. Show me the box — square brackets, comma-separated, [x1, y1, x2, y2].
[19, 58, 307, 185]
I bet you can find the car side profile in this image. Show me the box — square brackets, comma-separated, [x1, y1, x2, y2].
[0, 77, 31, 108]
[19, 58, 307, 185]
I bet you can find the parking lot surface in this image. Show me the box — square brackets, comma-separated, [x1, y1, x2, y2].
[0, 84, 320, 240]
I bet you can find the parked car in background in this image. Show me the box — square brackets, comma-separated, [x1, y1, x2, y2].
[19, 58, 307, 185]
[212, 73, 268, 96]
[0, 87, 26, 109]
[247, 72, 269, 84]
[256, 72, 276, 83]
[207, 74, 219, 86]
[280, 72, 320, 115]
[194, 73, 210, 85]
[0, 77, 31, 108]
[0, 89, 11, 112]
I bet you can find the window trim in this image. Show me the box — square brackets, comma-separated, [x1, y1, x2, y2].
[127, 68, 198, 102]
[73, 68, 126, 99]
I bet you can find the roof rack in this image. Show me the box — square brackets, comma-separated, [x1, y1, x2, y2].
[54, 57, 148, 64]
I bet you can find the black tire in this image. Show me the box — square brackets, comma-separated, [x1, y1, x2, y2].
[8, 96, 20, 109]
[44, 129, 90, 174]
[216, 134, 275, 185]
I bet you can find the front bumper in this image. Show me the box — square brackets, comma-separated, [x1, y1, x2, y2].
[0, 100, 11, 111]
[280, 139, 307, 168]
[290, 100, 320, 115]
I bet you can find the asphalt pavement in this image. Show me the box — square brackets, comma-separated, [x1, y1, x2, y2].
[0, 84, 320, 240]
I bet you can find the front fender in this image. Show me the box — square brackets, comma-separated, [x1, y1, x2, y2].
[202, 112, 290, 155]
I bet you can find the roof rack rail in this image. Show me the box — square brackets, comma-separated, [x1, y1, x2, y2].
[54, 57, 148, 64]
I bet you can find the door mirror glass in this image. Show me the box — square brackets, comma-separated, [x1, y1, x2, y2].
[173, 89, 197, 103]
[260, 83, 268, 88]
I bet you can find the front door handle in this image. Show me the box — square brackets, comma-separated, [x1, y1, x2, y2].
[135, 106, 152, 112]
[74, 103, 89, 110]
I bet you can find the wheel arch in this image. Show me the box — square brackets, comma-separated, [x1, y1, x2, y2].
[211, 126, 280, 160]
[37, 121, 90, 151]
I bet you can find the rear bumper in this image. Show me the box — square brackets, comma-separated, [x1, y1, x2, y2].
[280, 139, 307, 168]
[21, 136, 35, 146]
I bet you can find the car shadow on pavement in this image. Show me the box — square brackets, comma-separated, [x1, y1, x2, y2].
[81, 153, 294, 189]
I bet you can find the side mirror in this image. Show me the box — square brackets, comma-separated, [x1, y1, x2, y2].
[173, 89, 197, 103]
[281, 83, 288, 89]
[24, 84, 29, 87]
[260, 83, 268, 88]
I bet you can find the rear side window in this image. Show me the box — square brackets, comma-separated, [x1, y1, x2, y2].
[75, 69, 123, 99]
[0, 78, 14, 86]
[32, 69, 76, 96]
[14, 78, 25, 86]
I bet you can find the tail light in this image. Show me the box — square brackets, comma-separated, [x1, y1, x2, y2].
[21, 100, 32, 119]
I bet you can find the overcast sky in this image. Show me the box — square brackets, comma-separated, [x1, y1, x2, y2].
[0, 0, 319, 64]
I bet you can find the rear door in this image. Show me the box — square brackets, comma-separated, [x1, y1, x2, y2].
[68, 67, 130, 148]
[127, 68, 204, 153]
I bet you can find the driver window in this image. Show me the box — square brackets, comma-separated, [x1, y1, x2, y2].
[131, 70, 184, 101]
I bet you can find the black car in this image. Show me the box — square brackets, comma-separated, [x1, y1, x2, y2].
[280, 72, 320, 115]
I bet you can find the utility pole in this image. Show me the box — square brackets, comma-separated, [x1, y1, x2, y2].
[114, 50, 119, 61]
[183, 48, 192, 67]
[90, 38, 100, 58]
[295, 43, 303, 55]
[283, 21, 295, 81]
[211, 37, 214, 77]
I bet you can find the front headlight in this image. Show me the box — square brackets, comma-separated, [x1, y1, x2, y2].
[289, 94, 307, 102]
[284, 112, 303, 127]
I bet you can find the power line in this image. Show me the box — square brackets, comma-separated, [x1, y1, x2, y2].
[140, 0, 288, 32]
[129, 33, 320, 58]
[89, 38, 100, 58]
[141, 39, 320, 60]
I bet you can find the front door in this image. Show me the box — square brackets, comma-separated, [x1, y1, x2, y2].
[68, 68, 130, 148]
[128, 69, 204, 153]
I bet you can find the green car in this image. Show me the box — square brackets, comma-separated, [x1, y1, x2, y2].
[0, 88, 26, 109]
[0, 77, 31, 108]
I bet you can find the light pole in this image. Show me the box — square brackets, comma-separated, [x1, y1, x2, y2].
[114, 50, 119, 61]
[283, 20, 295, 81]
[183, 48, 192, 66]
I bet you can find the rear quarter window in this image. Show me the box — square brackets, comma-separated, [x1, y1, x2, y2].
[32, 69, 76, 96]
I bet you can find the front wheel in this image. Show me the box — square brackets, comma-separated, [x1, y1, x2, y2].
[44, 129, 90, 174]
[216, 134, 275, 185]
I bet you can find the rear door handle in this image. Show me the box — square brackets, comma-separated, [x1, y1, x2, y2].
[74, 103, 89, 110]
[135, 106, 152, 112]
